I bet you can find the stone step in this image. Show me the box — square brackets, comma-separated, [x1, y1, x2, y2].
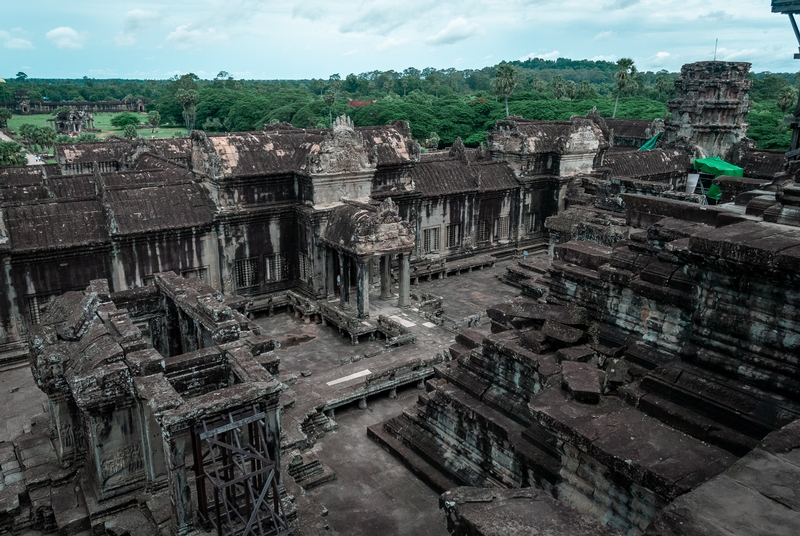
[682, 343, 800, 400]
[367, 420, 459, 494]
[379, 413, 487, 488]
[434, 363, 490, 400]
[619, 382, 760, 457]
[640, 361, 800, 439]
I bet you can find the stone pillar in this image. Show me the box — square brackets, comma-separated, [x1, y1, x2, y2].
[326, 248, 336, 300]
[356, 259, 370, 319]
[398, 253, 410, 308]
[380, 255, 391, 300]
[164, 433, 194, 535]
[339, 254, 350, 309]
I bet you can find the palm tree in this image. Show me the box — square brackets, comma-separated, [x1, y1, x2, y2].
[493, 63, 517, 117]
[0, 108, 11, 129]
[323, 89, 335, 127]
[612, 58, 636, 119]
[778, 87, 797, 115]
[175, 89, 199, 132]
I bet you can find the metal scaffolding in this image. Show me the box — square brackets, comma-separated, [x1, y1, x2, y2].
[192, 405, 292, 536]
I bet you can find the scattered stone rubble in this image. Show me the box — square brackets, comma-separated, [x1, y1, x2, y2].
[2, 60, 799, 536]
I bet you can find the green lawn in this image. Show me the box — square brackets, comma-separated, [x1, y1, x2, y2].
[5, 112, 187, 140]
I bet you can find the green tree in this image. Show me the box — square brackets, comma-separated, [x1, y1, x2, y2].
[175, 89, 200, 132]
[310, 79, 325, 96]
[323, 89, 335, 127]
[655, 71, 672, 102]
[612, 58, 636, 118]
[549, 75, 567, 99]
[492, 63, 518, 117]
[0, 141, 26, 166]
[110, 112, 141, 128]
[75, 132, 100, 143]
[0, 108, 11, 129]
[123, 124, 138, 139]
[51, 106, 72, 116]
[428, 132, 441, 150]
[37, 127, 55, 153]
[202, 117, 226, 132]
[18, 123, 38, 149]
[15, 72, 27, 82]
[147, 110, 161, 133]
[329, 74, 341, 97]
[777, 86, 797, 115]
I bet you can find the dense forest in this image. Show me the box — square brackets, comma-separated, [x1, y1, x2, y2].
[1, 58, 797, 150]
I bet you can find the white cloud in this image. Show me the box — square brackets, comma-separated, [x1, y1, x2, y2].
[426, 17, 482, 46]
[700, 10, 732, 21]
[340, 1, 413, 35]
[608, 0, 640, 9]
[165, 25, 228, 49]
[116, 9, 158, 47]
[114, 33, 136, 48]
[376, 37, 407, 51]
[520, 50, 560, 61]
[590, 55, 616, 62]
[46, 26, 84, 50]
[593, 30, 613, 41]
[344, 49, 359, 56]
[0, 30, 34, 49]
[656, 51, 670, 59]
[124, 9, 158, 33]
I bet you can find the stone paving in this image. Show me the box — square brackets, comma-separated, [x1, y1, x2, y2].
[0, 365, 47, 444]
[0, 258, 524, 535]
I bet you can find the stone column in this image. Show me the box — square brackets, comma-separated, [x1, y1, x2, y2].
[380, 255, 391, 300]
[339, 254, 350, 309]
[398, 252, 410, 307]
[164, 433, 194, 535]
[356, 259, 370, 318]
[326, 248, 336, 300]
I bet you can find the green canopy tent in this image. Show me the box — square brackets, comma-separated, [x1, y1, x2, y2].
[693, 156, 744, 177]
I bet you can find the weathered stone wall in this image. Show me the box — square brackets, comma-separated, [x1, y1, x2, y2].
[664, 61, 753, 159]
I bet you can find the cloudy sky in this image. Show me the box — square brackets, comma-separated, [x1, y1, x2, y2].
[1, 0, 798, 79]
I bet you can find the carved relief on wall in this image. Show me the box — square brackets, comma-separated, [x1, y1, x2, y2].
[307, 115, 375, 175]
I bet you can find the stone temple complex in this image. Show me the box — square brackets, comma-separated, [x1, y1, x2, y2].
[0, 60, 799, 536]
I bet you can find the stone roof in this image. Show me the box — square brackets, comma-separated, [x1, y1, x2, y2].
[55, 139, 132, 166]
[490, 116, 608, 158]
[730, 148, 785, 180]
[605, 119, 655, 140]
[101, 159, 215, 235]
[358, 121, 419, 166]
[322, 198, 414, 257]
[411, 159, 518, 196]
[194, 120, 417, 180]
[0, 165, 93, 204]
[605, 149, 690, 180]
[5, 200, 109, 252]
[201, 131, 323, 177]
[0, 156, 215, 251]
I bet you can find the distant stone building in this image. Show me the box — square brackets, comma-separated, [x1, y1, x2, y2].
[0, 91, 149, 115]
[46, 108, 95, 135]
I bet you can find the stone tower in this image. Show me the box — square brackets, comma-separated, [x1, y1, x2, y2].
[664, 61, 753, 159]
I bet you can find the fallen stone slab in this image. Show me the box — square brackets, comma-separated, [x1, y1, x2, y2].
[556, 345, 595, 363]
[508, 299, 587, 326]
[486, 304, 511, 324]
[440, 487, 618, 536]
[542, 320, 585, 345]
[561, 361, 601, 403]
[519, 330, 549, 354]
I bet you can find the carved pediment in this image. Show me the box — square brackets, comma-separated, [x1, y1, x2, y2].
[307, 115, 375, 175]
